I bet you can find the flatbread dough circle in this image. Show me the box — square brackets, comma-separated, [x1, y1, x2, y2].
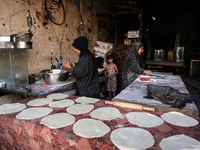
[126, 112, 164, 127]
[111, 127, 155, 150]
[75, 96, 99, 104]
[161, 111, 199, 127]
[159, 134, 200, 150]
[49, 99, 75, 108]
[89, 107, 122, 120]
[66, 104, 94, 115]
[0, 103, 26, 114]
[73, 118, 110, 138]
[40, 113, 75, 129]
[27, 98, 53, 106]
[16, 107, 53, 120]
[47, 93, 69, 100]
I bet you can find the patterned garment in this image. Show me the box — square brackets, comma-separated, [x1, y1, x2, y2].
[121, 42, 144, 90]
[106, 64, 117, 92]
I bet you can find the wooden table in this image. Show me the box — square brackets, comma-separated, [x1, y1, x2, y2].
[0, 94, 199, 150]
[113, 72, 198, 116]
[145, 60, 185, 72]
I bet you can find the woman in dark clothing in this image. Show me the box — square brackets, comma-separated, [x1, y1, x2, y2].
[63, 36, 100, 98]
[121, 42, 152, 90]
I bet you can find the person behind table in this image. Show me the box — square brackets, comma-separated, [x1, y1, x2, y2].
[96, 57, 107, 98]
[122, 42, 152, 90]
[104, 53, 119, 100]
[62, 36, 100, 98]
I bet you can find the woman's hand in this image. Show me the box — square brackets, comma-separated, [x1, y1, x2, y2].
[62, 62, 72, 69]
[144, 70, 152, 75]
[71, 63, 75, 67]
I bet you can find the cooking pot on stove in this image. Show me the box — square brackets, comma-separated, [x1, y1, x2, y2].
[40, 69, 70, 84]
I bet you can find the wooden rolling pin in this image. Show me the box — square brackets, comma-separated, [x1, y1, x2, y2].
[105, 101, 155, 112]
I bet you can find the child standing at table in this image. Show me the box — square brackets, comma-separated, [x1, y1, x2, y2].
[104, 53, 118, 100]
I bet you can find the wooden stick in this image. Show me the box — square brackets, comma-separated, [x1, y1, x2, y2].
[105, 101, 155, 112]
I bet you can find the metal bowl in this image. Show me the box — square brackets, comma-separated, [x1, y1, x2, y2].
[10, 33, 33, 42]
[40, 69, 70, 84]
[15, 41, 32, 49]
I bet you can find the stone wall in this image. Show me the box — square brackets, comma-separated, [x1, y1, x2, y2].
[0, 0, 113, 74]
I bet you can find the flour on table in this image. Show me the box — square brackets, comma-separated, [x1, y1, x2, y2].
[126, 112, 164, 127]
[159, 134, 200, 150]
[161, 111, 199, 127]
[110, 127, 155, 150]
[75, 96, 99, 104]
[27, 98, 53, 106]
[73, 118, 110, 138]
[66, 104, 94, 115]
[49, 99, 75, 108]
[47, 93, 69, 100]
[16, 107, 53, 120]
[40, 113, 75, 129]
[89, 107, 122, 120]
[0, 103, 26, 114]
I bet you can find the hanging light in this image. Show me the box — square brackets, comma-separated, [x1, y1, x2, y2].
[152, 16, 156, 20]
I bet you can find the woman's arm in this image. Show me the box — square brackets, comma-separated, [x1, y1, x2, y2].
[144, 70, 152, 75]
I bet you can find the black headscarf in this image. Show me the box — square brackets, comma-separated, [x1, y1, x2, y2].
[72, 36, 90, 57]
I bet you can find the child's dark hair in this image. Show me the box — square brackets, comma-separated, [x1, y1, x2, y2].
[106, 54, 114, 64]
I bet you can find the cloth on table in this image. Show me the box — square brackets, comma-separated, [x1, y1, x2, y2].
[144, 84, 192, 108]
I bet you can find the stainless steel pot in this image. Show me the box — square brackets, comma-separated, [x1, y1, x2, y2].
[10, 33, 33, 42]
[40, 69, 70, 84]
[15, 41, 32, 49]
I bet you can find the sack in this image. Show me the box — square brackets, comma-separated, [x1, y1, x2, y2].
[144, 84, 192, 109]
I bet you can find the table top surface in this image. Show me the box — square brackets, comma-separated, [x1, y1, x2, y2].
[113, 72, 198, 116]
[0, 94, 200, 150]
[0, 76, 76, 97]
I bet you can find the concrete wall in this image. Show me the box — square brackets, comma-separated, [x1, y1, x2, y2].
[0, 0, 113, 74]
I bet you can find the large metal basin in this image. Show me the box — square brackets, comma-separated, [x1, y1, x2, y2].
[40, 69, 70, 84]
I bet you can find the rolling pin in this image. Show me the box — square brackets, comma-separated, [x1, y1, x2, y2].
[105, 101, 155, 112]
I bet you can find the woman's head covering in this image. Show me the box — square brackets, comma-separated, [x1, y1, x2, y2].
[133, 42, 144, 52]
[72, 36, 90, 57]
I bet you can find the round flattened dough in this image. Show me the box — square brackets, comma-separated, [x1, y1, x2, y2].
[66, 104, 94, 115]
[89, 107, 122, 120]
[161, 111, 199, 127]
[27, 98, 53, 106]
[73, 118, 110, 138]
[49, 99, 75, 108]
[159, 134, 200, 150]
[40, 113, 75, 129]
[16, 107, 53, 120]
[111, 127, 155, 150]
[0, 103, 26, 114]
[47, 93, 69, 100]
[126, 112, 164, 128]
[75, 96, 99, 104]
